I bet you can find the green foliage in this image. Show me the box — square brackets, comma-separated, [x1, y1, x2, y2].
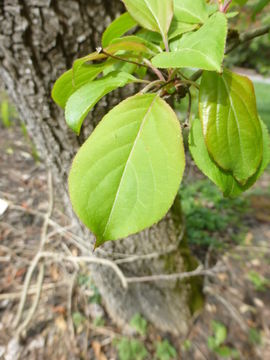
[208, 321, 239, 358]
[93, 316, 105, 327]
[248, 270, 269, 291]
[189, 118, 270, 197]
[115, 338, 148, 360]
[253, 82, 270, 130]
[174, 0, 208, 24]
[52, 0, 270, 245]
[122, 0, 173, 44]
[181, 179, 248, 247]
[72, 312, 86, 329]
[69, 94, 185, 246]
[1, 100, 11, 128]
[248, 328, 262, 345]
[153, 12, 227, 72]
[199, 69, 263, 184]
[155, 340, 177, 360]
[65, 72, 141, 134]
[181, 339, 192, 352]
[102, 12, 137, 47]
[130, 314, 147, 336]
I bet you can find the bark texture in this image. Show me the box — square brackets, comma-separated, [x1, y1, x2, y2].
[0, 0, 201, 335]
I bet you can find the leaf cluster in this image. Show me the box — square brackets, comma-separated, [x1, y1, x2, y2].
[52, 0, 270, 246]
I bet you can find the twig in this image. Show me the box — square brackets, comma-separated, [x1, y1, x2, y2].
[101, 49, 148, 69]
[0, 282, 66, 301]
[143, 58, 166, 81]
[67, 272, 78, 341]
[9, 204, 91, 253]
[205, 287, 248, 332]
[0, 256, 11, 262]
[38, 252, 128, 289]
[114, 244, 182, 265]
[13, 171, 53, 328]
[126, 264, 225, 284]
[16, 263, 45, 336]
[226, 24, 270, 54]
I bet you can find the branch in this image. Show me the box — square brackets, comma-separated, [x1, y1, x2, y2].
[226, 24, 270, 54]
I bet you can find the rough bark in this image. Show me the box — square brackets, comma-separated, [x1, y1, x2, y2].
[0, 0, 202, 335]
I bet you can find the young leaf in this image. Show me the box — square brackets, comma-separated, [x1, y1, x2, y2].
[72, 40, 148, 82]
[152, 12, 227, 72]
[122, 0, 174, 42]
[52, 64, 106, 109]
[105, 38, 151, 55]
[102, 12, 138, 48]
[136, 29, 163, 44]
[189, 118, 270, 197]
[68, 94, 185, 246]
[73, 52, 107, 84]
[65, 72, 140, 135]
[109, 35, 160, 55]
[174, 0, 208, 24]
[199, 69, 263, 184]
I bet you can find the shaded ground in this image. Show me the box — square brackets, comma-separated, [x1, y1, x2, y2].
[0, 119, 270, 359]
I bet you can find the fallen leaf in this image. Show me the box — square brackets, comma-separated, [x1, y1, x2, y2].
[55, 316, 67, 331]
[92, 341, 107, 360]
[0, 199, 9, 216]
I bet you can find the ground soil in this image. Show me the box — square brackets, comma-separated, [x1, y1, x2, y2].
[0, 121, 269, 360]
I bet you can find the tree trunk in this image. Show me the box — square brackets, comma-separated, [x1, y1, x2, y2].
[0, 0, 202, 335]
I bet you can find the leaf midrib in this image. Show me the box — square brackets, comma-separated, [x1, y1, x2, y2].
[144, 0, 166, 40]
[101, 94, 158, 238]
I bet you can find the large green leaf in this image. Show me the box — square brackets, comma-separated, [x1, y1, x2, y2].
[69, 94, 185, 246]
[102, 12, 138, 48]
[122, 0, 173, 42]
[65, 72, 141, 135]
[189, 118, 270, 197]
[152, 12, 227, 72]
[174, 0, 208, 24]
[199, 69, 263, 184]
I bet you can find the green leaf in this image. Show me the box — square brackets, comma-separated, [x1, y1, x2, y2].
[72, 52, 107, 84]
[168, 19, 197, 40]
[116, 338, 148, 360]
[102, 12, 138, 48]
[152, 12, 227, 72]
[110, 35, 160, 55]
[69, 94, 185, 246]
[189, 118, 270, 197]
[106, 37, 152, 55]
[72, 40, 149, 83]
[122, 0, 174, 42]
[212, 321, 227, 347]
[130, 313, 147, 336]
[65, 72, 140, 135]
[136, 28, 163, 44]
[52, 64, 106, 109]
[215, 346, 239, 358]
[155, 340, 177, 360]
[199, 69, 263, 184]
[174, 0, 208, 24]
